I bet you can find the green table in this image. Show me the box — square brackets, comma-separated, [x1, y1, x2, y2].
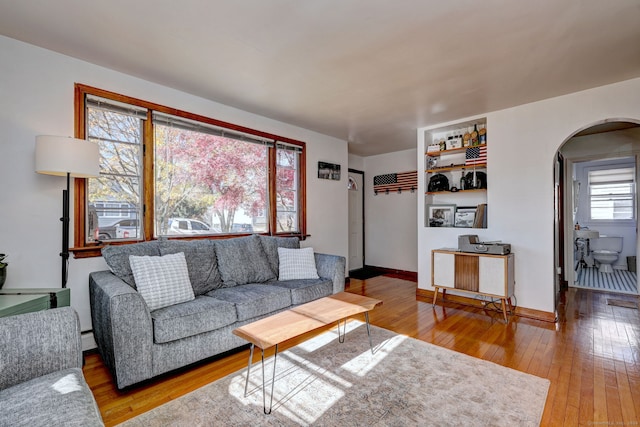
[0, 294, 50, 317]
[0, 288, 70, 318]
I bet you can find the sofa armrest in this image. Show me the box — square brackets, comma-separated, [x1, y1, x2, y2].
[0, 307, 82, 391]
[314, 253, 346, 294]
[89, 270, 153, 389]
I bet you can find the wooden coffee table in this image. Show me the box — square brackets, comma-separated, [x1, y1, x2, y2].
[232, 292, 382, 414]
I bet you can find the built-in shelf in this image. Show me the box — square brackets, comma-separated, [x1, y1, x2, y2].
[426, 163, 487, 173]
[425, 117, 488, 228]
[426, 189, 486, 195]
[426, 143, 486, 157]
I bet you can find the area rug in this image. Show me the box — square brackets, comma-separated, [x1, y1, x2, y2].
[118, 322, 549, 427]
[576, 267, 638, 294]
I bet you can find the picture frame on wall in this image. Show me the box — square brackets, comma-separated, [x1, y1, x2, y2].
[426, 204, 456, 227]
[454, 206, 477, 228]
[318, 161, 341, 180]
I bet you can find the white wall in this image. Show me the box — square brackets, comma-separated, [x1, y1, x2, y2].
[418, 77, 640, 313]
[0, 35, 348, 336]
[363, 149, 418, 272]
[348, 153, 365, 171]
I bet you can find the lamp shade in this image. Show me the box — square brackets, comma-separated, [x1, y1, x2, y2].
[35, 135, 100, 177]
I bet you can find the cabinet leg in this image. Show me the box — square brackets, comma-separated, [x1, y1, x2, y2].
[501, 298, 509, 323]
[507, 297, 514, 314]
[432, 287, 439, 307]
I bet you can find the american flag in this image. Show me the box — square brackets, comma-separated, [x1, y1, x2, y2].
[373, 171, 417, 193]
[465, 145, 487, 166]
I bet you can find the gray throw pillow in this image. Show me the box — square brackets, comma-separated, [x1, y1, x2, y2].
[258, 235, 300, 275]
[215, 235, 276, 286]
[159, 239, 222, 295]
[101, 241, 161, 288]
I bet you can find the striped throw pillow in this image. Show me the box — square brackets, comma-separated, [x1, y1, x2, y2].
[129, 252, 195, 311]
[277, 247, 319, 281]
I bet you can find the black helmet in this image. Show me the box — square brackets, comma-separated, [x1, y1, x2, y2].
[428, 174, 450, 192]
[463, 171, 487, 189]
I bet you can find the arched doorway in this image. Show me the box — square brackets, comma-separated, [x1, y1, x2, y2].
[554, 119, 640, 307]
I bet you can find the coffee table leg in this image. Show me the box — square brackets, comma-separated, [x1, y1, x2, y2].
[365, 312, 374, 354]
[261, 344, 278, 414]
[243, 344, 255, 397]
[337, 319, 346, 343]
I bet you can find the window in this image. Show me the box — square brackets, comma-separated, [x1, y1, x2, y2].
[73, 84, 306, 255]
[153, 113, 270, 236]
[275, 144, 302, 233]
[589, 167, 635, 220]
[85, 96, 145, 242]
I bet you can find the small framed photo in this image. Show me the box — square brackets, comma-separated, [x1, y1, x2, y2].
[455, 207, 477, 228]
[318, 161, 341, 180]
[447, 139, 463, 149]
[426, 204, 456, 227]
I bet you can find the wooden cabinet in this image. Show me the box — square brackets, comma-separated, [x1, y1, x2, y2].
[431, 249, 515, 321]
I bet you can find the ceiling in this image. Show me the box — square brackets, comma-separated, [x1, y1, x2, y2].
[1, 1, 639, 156]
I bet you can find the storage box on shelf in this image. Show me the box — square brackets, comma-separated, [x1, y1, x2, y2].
[425, 118, 488, 228]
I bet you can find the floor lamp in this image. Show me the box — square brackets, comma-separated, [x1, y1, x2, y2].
[35, 136, 100, 288]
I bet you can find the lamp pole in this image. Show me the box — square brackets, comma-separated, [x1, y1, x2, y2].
[60, 172, 70, 288]
[35, 135, 100, 289]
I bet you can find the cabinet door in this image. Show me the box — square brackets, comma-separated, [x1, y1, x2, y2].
[478, 257, 506, 296]
[433, 252, 455, 288]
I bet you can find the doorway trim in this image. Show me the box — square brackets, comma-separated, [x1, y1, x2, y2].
[348, 168, 365, 273]
[555, 117, 640, 303]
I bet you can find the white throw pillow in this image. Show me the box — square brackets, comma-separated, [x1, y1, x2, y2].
[129, 252, 195, 311]
[277, 247, 319, 280]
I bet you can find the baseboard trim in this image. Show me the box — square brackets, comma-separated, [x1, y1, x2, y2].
[415, 288, 556, 323]
[366, 265, 418, 281]
[81, 331, 97, 352]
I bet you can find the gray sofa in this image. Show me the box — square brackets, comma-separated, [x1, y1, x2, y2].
[0, 307, 104, 427]
[90, 234, 345, 389]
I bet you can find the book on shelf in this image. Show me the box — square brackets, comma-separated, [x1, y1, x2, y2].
[473, 203, 487, 228]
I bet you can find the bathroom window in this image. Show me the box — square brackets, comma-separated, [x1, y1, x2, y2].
[588, 167, 635, 220]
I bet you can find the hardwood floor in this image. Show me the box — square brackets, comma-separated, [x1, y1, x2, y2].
[83, 276, 640, 426]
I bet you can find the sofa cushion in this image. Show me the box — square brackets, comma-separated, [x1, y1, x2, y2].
[215, 235, 275, 286]
[278, 247, 320, 280]
[150, 296, 237, 344]
[0, 368, 104, 427]
[129, 252, 195, 311]
[159, 239, 223, 295]
[270, 278, 334, 305]
[258, 235, 300, 275]
[101, 241, 160, 288]
[206, 284, 291, 321]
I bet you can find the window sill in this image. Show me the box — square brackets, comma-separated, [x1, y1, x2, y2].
[72, 233, 311, 258]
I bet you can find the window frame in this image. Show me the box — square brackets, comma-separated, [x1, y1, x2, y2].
[73, 84, 307, 258]
[587, 165, 636, 223]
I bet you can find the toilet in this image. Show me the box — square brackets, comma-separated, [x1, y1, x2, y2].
[591, 236, 623, 274]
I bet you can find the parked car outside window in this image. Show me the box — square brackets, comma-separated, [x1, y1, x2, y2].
[231, 223, 253, 233]
[98, 219, 139, 240]
[166, 218, 216, 235]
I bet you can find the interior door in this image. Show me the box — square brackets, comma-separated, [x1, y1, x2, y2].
[348, 170, 364, 271]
